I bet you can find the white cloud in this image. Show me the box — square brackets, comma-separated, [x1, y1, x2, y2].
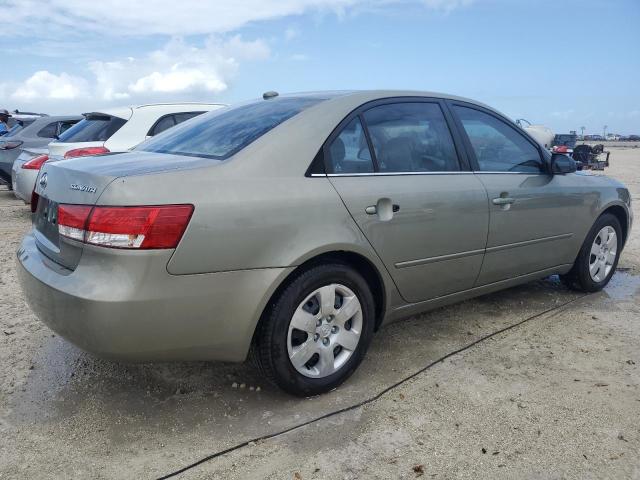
[422, 0, 474, 12]
[290, 53, 310, 61]
[285, 26, 301, 41]
[11, 71, 89, 101]
[6, 36, 270, 105]
[0, 0, 474, 37]
[92, 36, 270, 99]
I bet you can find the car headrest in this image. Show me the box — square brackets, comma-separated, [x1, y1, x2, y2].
[329, 137, 346, 163]
[380, 137, 412, 172]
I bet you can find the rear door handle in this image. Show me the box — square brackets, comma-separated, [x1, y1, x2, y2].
[365, 199, 399, 220]
[492, 197, 515, 205]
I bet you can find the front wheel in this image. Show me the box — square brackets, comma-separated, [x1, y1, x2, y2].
[252, 263, 375, 396]
[561, 213, 622, 292]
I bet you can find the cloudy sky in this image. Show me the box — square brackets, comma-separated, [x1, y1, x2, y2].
[1, 0, 638, 134]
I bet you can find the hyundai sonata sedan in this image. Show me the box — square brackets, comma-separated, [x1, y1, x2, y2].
[17, 91, 633, 396]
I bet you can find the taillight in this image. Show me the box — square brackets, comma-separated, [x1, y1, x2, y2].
[58, 205, 92, 241]
[30, 191, 40, 213]
[64, 146, 110, 159]
[22, 154, 49, 170]
[57, 204, 194, 249]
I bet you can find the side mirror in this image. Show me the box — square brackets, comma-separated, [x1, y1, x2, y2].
[551, 153, 577, 174]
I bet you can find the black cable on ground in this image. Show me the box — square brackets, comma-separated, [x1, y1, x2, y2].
[157, 293, 587, 479]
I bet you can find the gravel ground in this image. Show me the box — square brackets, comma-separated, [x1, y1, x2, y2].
[0, 148, 638, 479]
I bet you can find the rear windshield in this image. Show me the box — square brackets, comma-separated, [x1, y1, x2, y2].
[57, 114, 127, 143]
[2, 124, 23, 137]
[138, 97, 323, 160]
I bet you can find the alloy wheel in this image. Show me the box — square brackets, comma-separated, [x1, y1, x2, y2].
[589, 226, 617, 282]
[287, 283, 363, 378]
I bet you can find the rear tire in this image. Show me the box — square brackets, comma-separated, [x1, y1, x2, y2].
[560, 213, 622, 292]
[252, 263, 375, 397]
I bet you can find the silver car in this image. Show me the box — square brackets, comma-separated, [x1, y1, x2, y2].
[0, 115, 81, 190]
[17, 91, 633, 396]
[12, 147, 48, 203]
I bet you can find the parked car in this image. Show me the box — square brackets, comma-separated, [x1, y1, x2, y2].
[17, 91, 633, 396]
[45, 103, 226, 162]
[17, 103, 225, 204]
[11, 147, 48, 203]
[0, 115, 81, 190]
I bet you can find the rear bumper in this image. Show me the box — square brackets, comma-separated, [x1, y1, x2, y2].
[0, 149, 20, 184]
[17, 232, 292, 362]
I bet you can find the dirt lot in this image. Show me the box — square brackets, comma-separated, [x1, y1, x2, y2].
[1, 149, 639, 479]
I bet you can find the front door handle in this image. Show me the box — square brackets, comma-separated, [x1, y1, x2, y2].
[492, 197, 515, 205]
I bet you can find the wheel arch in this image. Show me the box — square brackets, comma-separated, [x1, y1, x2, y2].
[250, 249, 389, 353]
[600, 203, 630, 246]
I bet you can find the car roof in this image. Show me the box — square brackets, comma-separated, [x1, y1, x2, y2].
[83, 103, 227, 120]
[311, 89, 493, 109]
[133, 103, 227, 109]
[11, 115, 83, 135]
[259, 90, 503, 118]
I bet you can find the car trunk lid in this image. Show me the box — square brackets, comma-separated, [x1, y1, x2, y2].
[32, 151, 214, 270]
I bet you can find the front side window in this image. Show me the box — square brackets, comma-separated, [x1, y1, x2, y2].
[363, 102, 460, 172]
[139, 97, 323, 160]
[57, 114, 127, 143]
[327, 117, 373, 174]
[453, 106, 543, 173]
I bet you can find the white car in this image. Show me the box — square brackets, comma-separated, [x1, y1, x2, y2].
[48, 103, 226, 160]
[13, 103, 225, 204]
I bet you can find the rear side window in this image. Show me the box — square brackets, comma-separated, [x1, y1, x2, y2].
[149, 115, 176, 136]
[453, 106, 543, 173]
[173, 111, 204, 124]
[37, 122, 58, 138]
[327, 117, 374, 174]
[58, 121, 77, 135]
[363, 103, 460, 172]
[139, 98, 323, 160]
[57, 115, 127, 143]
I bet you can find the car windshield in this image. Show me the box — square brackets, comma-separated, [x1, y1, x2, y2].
[57, 114, 127, 143]
[137, 97, 324, 160]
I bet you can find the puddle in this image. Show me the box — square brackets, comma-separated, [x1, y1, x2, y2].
[604, 270, 640, 300]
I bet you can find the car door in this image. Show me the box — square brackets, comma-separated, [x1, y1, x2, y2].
[326, 99, 489, 303]
[448, 102, 584, 285]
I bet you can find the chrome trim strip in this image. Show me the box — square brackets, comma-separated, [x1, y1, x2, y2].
[313, 171, 547, 177]
[485, 233, 573, 253]
[395, 248, 484, 269]
[394, 233, 573, 269]
[325, 171, 474, 177]
[474, 171, 547, 175]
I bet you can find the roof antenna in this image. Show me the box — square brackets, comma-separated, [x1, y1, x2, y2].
[263, 91, 279, 100]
